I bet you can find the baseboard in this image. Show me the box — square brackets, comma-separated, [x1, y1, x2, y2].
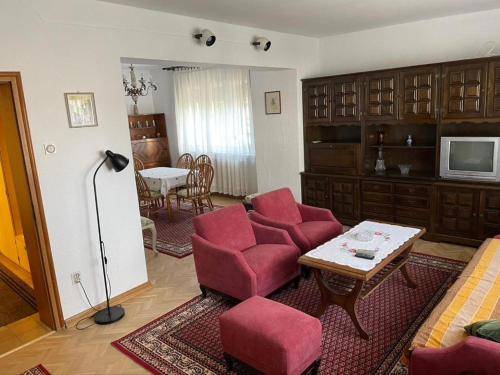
[64, 281, 153, 328]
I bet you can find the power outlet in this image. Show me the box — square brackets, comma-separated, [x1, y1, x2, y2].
[71, 272, 81, 285]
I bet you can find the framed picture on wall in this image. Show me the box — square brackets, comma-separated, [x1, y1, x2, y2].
[64, 92, 98, 128]
[265, 91, 281, 115]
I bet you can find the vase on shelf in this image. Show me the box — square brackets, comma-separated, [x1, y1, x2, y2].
[374, 146, 386, 175]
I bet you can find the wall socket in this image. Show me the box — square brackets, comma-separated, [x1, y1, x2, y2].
[71, 272, 81, 285]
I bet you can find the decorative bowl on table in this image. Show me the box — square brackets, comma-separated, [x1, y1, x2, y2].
[398, 164, 412, 176]
[352, 230, 374, 242]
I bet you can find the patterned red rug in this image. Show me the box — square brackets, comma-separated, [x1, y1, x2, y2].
[142, 204, 221, 258]
[21, 364, 51, 375]
[112, 253, 465, 375]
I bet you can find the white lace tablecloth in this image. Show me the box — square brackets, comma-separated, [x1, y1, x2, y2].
[139, 167, 190, 196]
[306, 221, 421, 271]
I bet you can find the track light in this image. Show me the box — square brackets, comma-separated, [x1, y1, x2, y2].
[193, 29, 216, 47]
[252, 37, 271, 51]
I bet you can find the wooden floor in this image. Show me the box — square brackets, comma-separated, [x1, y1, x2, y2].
[0, 195, 477, 374]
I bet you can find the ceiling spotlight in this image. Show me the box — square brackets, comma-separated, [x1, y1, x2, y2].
[252, 37, 271, 51]
[193, 29, 216, 47]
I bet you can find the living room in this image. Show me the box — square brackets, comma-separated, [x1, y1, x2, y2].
[0, 1, 499, 374]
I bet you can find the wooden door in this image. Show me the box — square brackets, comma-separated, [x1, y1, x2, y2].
[435, 186, 477, 238]
[303, 80, 331, 125]
[364, 72, 398, 121]
[301, 174, 330, 209]
[487, 60, 500, 118]
[399, 66, 439, 121]
[332, 76, 361, 123]
[331, 177, 358, 221]
[442, 62, 487, 119]
[478, 189, 500, 239]
[0, 159, 20, 265]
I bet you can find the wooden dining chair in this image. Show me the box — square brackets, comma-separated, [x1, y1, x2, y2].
[194, 154, 212, 167]
[134, 170, 165, 217]
[133, 156, 145, 171]
[176, 163, 214, 215]
[176, 153, 194, 169]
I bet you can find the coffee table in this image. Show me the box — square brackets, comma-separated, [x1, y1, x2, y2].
[298, 220, 426, 339]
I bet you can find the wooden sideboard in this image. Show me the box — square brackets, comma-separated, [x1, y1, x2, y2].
[129, 113, 171, 168]
[301, 55, 500, 247]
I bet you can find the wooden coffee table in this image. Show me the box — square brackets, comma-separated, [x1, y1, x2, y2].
[298, 221, 426, 339]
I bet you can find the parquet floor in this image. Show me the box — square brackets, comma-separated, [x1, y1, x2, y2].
[0, 195, 476, 374]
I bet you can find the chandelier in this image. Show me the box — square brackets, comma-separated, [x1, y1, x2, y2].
[122, 64, 157, 115]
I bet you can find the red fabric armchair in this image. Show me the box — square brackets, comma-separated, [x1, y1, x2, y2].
[409, 336, 500, 375]
[191, 204, 301, 301]
[249, 188, 343, 254]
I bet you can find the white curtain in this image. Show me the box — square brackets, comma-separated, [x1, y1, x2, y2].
[174, 68, 257, 196]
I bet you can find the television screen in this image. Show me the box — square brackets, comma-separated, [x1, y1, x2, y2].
[449, 141, 494, 172]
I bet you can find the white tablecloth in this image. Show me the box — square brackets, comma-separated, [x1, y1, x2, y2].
[306, 221, 421, 271]
[139, 167, 190, 196]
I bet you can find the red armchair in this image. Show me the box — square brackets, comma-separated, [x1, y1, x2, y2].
[249, 188, 343, 254]
[409, 336, 500, 375]
[192, 204, 301, 301]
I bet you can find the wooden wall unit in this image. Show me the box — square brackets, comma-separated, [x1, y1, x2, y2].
[302, 55, 500, 247]
[129, 113, 171, 168]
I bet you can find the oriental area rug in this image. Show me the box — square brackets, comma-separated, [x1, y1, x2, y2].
[142, 204, 221, 259]
[112, 253, 465, 375]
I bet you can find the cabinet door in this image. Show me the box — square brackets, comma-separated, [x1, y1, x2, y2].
[399, 66, 439, 121]
[331, 177, 358, 220]
[487, 60, 500, 118]
[365, 72, 399, 121]
[435, 186, 477, 237]
[303, 80, 331, 125]
[478, 190, 500, 239]
[301, 174, 330, 209]
[442, 62, 487, 119]
[332, 76, 361, 123]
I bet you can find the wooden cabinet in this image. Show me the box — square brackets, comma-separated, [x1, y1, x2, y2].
[364, 72, 399, 121]
[330, 177, 359, 222]
[307, 143, 361, 175]
[303, 80, 331, 125]
[487, 61, 500, 118]
[478, 189, 500, 238]
[442, 62, 488, 120]
[435, 186, 477, 238]
[332, 76, 362, 123]
[399, 66, 439, 121]
[301, 174, 330, 209]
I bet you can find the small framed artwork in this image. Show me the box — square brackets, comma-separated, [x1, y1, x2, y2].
[265, 91, 281, 115]
[64, 92, 98, 128]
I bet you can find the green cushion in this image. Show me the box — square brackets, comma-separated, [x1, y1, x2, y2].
[465, 320, 500, 343]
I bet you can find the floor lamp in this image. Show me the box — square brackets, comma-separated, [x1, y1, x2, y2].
[93, 150, 129, 325]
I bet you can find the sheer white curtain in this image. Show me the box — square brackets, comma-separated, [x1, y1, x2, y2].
[174, 68, 257, 196]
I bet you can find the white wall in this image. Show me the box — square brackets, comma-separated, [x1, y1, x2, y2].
[250, 69, 301, 197]
[319, 8, 500, 75]
[1, 0, 319, 319]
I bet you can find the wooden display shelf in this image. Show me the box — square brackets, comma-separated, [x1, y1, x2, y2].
[367, 144, 435, 149]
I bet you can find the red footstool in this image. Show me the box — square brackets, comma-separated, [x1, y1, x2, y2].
[219, 296, 322, 375]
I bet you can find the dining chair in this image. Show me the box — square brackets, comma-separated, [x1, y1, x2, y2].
[176, 163, 214, 215]
[195, 154, 212, 167]
[133, 155, 145, 171]
[134, 170, 165, 218]
[176, 153, 194, 169]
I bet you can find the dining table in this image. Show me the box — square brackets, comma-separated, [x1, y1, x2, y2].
[139, 167, 190, 217]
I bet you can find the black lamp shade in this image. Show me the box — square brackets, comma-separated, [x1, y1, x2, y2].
[105, 150, 129, 172]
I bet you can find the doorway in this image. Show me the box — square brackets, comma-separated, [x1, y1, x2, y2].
[0, 73, 63, 353]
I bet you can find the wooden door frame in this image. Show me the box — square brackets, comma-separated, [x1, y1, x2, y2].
[0, 72, 64, 330]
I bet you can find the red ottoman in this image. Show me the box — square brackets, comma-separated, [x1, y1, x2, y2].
[219, 296, 322, 375]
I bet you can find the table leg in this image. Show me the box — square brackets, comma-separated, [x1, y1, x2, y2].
[400, 263, 417, 289]
[313, 269, 369, 339]
[166, 196, 173, 220]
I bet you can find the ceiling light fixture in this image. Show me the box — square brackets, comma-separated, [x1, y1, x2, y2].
[252, 37, 271, 51]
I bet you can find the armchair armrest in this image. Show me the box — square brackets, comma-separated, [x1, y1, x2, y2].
[191, 234, 257, 299]
[248, 211, 311, 252]
[297, 203, 336, 222]
[251, 221, 296, 247]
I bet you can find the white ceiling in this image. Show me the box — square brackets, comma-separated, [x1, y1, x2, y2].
[102, 0, 500, 37]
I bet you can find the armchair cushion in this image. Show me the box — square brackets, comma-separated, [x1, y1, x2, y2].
[298, 220, 343, 250]
[243, 244, 300, 296]
[251, 187, 302, 224]
[193, 204, 256, 252]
